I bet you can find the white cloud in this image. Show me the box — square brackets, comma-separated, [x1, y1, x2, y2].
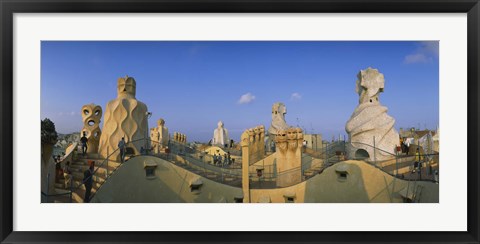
[420, 41, 439, 57]
[237, 92, 256, 104]
[404, 53, 430, 64]
[404, 41, 438, 64]
[290, 92, 302, 100]
[57, 111, 77, 117]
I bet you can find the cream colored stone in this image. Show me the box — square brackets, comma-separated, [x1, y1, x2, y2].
[157, 118, 169, 147]
[80, 103, 102, 154]
[173, 132, 187, 144]
[150, 118, 170, 153]
[267, 103, 289, 149]
[276, 127, 303, 187]
[268, 102, 289, 134]
[98, 76, 149, 161]
[173, 132, 179, 142]
[250, 128, 257, 160]
[258, 125, 265, 157]
[240, 125, 267, 202]
[150, 127, 160, 153]
[345, 68, 399, 161]
[41, 143, 56, 200]
[92, 157, 439, 203]
[212, 121, 229, 147]
[182, 134, 187, 144]
[241, 130, 250, 203]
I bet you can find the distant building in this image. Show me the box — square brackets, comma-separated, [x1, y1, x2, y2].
[303, 134, 322, 152]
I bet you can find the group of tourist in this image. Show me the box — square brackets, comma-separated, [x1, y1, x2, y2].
[74, 137, 128, 203]
[212, 152, 233, 167]
[412, 147, 436, 181]
[412, 148, 423, 174]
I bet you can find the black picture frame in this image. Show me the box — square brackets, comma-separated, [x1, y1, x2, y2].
[1, 0, 479, 243]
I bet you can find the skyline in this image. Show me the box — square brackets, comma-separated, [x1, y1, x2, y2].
[41, 41, 439, 142]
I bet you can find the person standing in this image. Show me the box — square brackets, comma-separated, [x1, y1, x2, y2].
[405, 138, 411, 155]
[118, 137, 126, 163]
[415, 148, 423, 178]
[80, 132, 88, 157]
[400, 137, 405, 154]
[83, 161, 94, 203]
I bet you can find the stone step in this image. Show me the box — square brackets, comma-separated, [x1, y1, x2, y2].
[304, 171, 315, 177]
[45, 188, 73, 203]
[49, 181, 102, 203]
[69, 164, 117, 177]
[70, 186, 99, 203]
[72, 171, 106, 184]
[70, 179, 103, 189]
[71, 191, 84, 203]
[76, 153, 102, 160]
[52, 194, 72, 203]
[73, 158, 121, 167]
[312, 166, 323, 171]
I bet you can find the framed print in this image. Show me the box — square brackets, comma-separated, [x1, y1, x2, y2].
[1, 0, 479, 243]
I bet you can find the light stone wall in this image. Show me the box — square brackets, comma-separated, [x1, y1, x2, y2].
[345, 68, 399, 161]
[98, 76, 149, 160]
[303, 134, 323, 152]
[92, 158, 439, 203]
[173, 132, 187, 144]
[275, 127, 303, 187]
[41, 144, 56, 201]
[212, 121, 229, 148]
[80, 103, 102, 154]
[150, 118, 169, 153]
[91, 156, 242, 203]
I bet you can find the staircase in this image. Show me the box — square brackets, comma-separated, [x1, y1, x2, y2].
[51, 153, 122, 203]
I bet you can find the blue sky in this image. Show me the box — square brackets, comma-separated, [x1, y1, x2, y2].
[41, 41, 439, 142]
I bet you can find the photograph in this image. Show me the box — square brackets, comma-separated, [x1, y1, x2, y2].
[40, 41, 439, 203]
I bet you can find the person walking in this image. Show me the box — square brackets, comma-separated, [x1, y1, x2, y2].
[415, 148, 423, 179]
[83, 161, 94, 203]
[80, 132, 88, 157]
[118, 137, 126, 163]
[218, 154, 222, 166]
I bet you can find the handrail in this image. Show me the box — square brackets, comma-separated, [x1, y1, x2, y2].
[43, 137, 439, 201]
[148, 139, 243, 185]
[74, 138, 145, 191]
[350, 140, 397, 157]
[348, 140, 439, 161]
[42, 138, 145, 201]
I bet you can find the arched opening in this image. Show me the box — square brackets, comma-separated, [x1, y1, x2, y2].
[355, 149, 369, 159]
